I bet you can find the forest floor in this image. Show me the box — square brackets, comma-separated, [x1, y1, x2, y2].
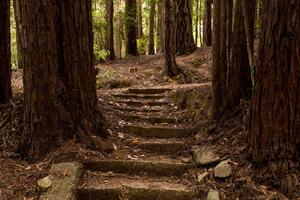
[0, 47, 290, 199]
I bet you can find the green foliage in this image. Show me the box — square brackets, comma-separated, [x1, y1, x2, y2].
[137, 36, 148, 55]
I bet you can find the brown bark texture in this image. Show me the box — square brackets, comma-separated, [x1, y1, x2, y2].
[125, 0, 138, 55]
[175, 0, 196, 55]
[157, 0, 165, 53]
[0, 0, 12, 104]
[227, 0, 254, 108]
[250, 0, 300, 163]
[148, 0, 155, 55]
[115, 0, 123, 58]
[136, 0, 144, 38]
[203, 0, 212, 46]
[13, 0, 24, 69]
[108, 0, 115, 59]
[164, 0, 180, 77]
[20, 0, 108, 160]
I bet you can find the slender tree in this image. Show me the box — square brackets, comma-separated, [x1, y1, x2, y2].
[148, 0, 155, 55]
[0, 0, 12, 104]
[108, 0, 115, 59]
[203, 0, 212, 46]
[125, 0, 138, 55]
[13, 0, 23, 69]
[20, 0, 108, 160]
[136, 0, 144, 38]
[157, 0, 165, 53]
[195, 0, 199, 47]
[250, 0, 299, 197]
[175, 0, 196, 55]
[165, 0, 180, 77]
[115, 0, 123, 58]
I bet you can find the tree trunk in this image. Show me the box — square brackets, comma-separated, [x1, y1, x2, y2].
[108, 0, 115, 59]
[20, 0, 108, 160]
[157, 0, 165, 53]
[136, 0, 143, 38]
[125, 0, 138, 56]
[203, 0, 212, 46]
[148, 0, 155, 55]
[211, 0, 223, 120]
[13, 0, 24, 69]
[0, 0, 12, 104]
[115, 0, 122, 58]
[227, 0, 253, 108]
[195, 0, 199, 47]
[226, 0, 233, 81]
[175, 0, 196, 55]
[250, 1, 300, 197]
[164, 0, 180, 77]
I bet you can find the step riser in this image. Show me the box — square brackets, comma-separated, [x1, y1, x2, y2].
[136, 143, 186, 154]
[83, 160, 191, 177]
[116, 107, 164, 113]
[128, 88, 171, 94]
[114, 94, 165, 100]
[120, 114, 176, 124]
[117, 101, 168, 107]
[124, 126, 190, 138]
[76, 188, 195, 200]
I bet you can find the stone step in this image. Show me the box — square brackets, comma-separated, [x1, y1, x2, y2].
[124, 125, 190, 138]
[116, 106, 165, 113]
[120, 114, 177, 124]
[83, 158, 192, 177]
[127, 88, 171, 94]
[77, 174, 195, 200]
[117, 100, 169, 107]
[113, 93, 165, 100]
[129, 138, 187, 154]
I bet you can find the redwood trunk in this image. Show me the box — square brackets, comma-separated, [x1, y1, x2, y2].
[157, 0, 165, 53]
[108, 0, 115, 59]
[203, 0, 212, 46]
[20, 0, 107, 160]
[165, 0, 180, 77]
[250, 0, 300, 163]
[13, 0, 24, 69]
[148, 0, 155, 55]
[115, 0, 122, 58]
[137, 0, 143, 38]
[175, 0, 196, 55]
[227, 0, 253, 108]
[125, 0, 138, 56]
[211, 0, 224, 119]
[0, 0, 12, 104]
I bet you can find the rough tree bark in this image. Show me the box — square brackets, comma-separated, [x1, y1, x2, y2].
[0, 0, 12, 104]
[157, 0, 165, 53]
[148, 0, 155, 55]
[203, 0, 212, 46]
[108, 0, 115, 59]
[13, 0, 24, 69]
[250, 1, 300, 197]
[165, 0, 180, 77]
[125, 0, 138, 55]
[136, 0, 144, 38]
[227, 0, 254, 108]
[115, 0, 122, 58]
[212, 0, 225, 120]
[195, 0, 199, 47]
[175, 0, 196, 55]
[20, 0, 108, 160]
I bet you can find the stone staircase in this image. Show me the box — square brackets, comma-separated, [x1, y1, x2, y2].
[76, 87, 198, 200]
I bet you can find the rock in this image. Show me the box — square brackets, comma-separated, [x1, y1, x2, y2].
[207, 189, 220, 200]
[181, 158, 191, 164]
[40, 162, 82, 200]
[214, 160, 232, 178]
[192, 145, 220, 166]
[38, 176, 53, 192]
[197, 171, 209, 183]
